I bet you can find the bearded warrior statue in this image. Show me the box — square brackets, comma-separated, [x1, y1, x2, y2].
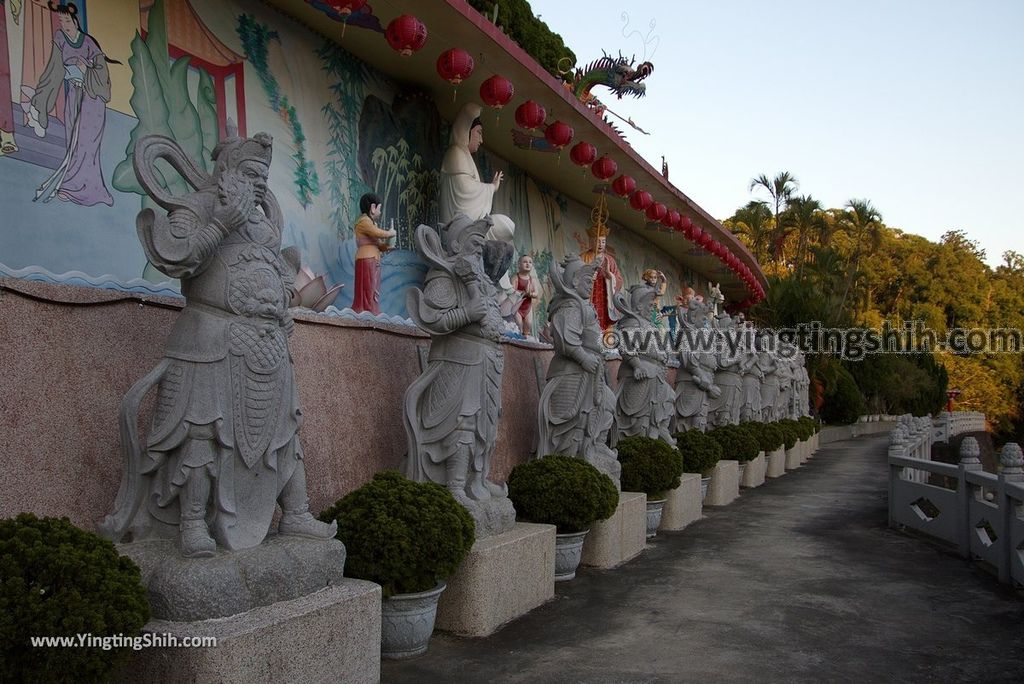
[673, 299, 720, 433]
[536, 255, 621, 487]
[403, 214, 516, 537]
[613, 283, 676, 446]
[99, 129, 337, 557]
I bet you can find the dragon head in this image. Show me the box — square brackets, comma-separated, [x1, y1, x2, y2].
[610, 57, 653, 99]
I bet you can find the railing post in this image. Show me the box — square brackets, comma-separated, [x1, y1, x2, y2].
[958, 437, 982, 558]
[998, 443, 1023, 585]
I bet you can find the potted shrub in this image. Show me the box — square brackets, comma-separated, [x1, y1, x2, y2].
[1, 513, 150, 683]
[507, 455, 619, 580]
[616, 436, 684, 538]
[707, 425, 760, 479]
[319, 471, 474, 659]
[675, 429, 723, 502]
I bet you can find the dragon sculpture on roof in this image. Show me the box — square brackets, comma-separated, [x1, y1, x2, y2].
[566, 51, 654, 108]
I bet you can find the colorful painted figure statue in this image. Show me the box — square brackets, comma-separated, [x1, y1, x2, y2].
[352, 192, 395, 314]
[512, 254, 542, 337]
[99, 129, 337, 557]
[579, 195, 623, 331]
[537, 255, 621, 487]
[403, 214, 515, 537]
[28, 1, 118, 205]
[613, 283, 676, 446]
[642, 268, 667, 325]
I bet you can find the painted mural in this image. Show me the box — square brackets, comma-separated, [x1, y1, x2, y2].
[0, 0, 706, 326]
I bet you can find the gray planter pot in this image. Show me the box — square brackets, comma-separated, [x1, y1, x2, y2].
[381, 582, 446, 660]
[700, 476, 711, 501]
[554, 530, 589, 581]
[646, 499, 666, 538]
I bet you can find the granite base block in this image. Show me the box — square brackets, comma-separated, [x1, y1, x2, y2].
[705, 461, 739, 506]
[766, 448, 787, 478]
[660, 474, 702, 531]
[785, 446, 802, 470]
[581, 491, 647, 569]
[120, 580, 381, 684]
[434, 522, 555, 637]
[740, 453, 766, 488]
[799, 439, 811, 464]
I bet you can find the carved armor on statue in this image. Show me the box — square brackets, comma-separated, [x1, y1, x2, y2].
[758, 345, 781, 422]
[99, 130, 337, 558]
[709, 316, 744, 427]
[403, 214, 515, 537]
[613, 283, 676, 446]
[537, 255, 621, 487]
[673, 308, 720, 433]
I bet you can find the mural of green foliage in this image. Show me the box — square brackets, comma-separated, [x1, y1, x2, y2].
[237, 14, 320, 208]
[113, 0, 216, 200]
[317, 41, 369, 239]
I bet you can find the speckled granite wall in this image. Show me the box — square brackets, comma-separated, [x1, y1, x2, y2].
[0, 279, 552, 528]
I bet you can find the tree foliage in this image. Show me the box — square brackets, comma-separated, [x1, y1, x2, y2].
[466, 0, 576, 76]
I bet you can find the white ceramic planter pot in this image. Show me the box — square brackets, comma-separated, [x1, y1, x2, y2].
[646, 499, 666, 538]
[554, 530, 589, 581]
[381, 582, 446, 659]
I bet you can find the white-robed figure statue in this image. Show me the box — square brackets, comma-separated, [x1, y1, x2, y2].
[439, 102, 516, 253]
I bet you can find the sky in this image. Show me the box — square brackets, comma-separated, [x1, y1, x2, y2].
[533, 0, 1023, 267]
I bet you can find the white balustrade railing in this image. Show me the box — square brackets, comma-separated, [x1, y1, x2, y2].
[887, 413, 1023, 588]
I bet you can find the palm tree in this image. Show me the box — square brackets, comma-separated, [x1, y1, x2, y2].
[749, 171, 798, 263]
[838, 199, 884, 313]
[783, 195, 826, 277]
[727, 200, 773, 262]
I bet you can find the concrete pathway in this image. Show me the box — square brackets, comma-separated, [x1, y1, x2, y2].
[383, 436, 1024, 683]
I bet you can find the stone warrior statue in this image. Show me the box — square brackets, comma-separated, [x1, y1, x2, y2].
[673, 301, 720, 433]
[403, 214, 516, 537]
[613, 283, 676, 446]
[99, 130, 337, 557]
[536, 255, 621, 487]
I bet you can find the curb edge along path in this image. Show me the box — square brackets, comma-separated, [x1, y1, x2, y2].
[384, 435, 1024, 683]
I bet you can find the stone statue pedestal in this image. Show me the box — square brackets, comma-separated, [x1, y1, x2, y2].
[705, 461, 740, 507]
[659, 474, 702, 532]
[785, 446, 802, 470]
[740, 453, 767, 489]
[799, 439, 812, 464]
[580, 491, 647, 569]
[120, 580, 381, 684]
[435, 522, 555, 637]
[119, 536, 347, 621]
[766, 447, 787, 478]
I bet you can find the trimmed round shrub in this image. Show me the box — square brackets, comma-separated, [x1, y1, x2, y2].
[797, 416, 818, 438]
[319, 471, 475, 598]
[616, 436, 685, 499]
[674, 429, 724, 476]
[821, 365, 866, 425]
[742, 422, 785, 453]
[0, 513, 150, 683]
[508, 456, 619, 533]
[777, 420, 800, 449]
[707, 425, 760, 463]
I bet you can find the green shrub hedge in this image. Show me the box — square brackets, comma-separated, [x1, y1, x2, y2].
[508, 456, 618, 533]
[616, 436, 684, 499]
[707, 425, 761, 463]
[319, 471, 475, 598]
[674, 429, 724, 476]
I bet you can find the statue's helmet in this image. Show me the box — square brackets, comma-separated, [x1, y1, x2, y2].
[561, 254, 599, 293]
[211, 131, 273, 178]
[441, 213, 492, 255]
[627, 282, 657, 312]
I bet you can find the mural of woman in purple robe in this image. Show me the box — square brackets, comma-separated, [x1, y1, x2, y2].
[27, 1, 119, 206]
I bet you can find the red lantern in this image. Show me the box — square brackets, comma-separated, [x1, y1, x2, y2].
[700, 233, 713, 248]
[691, 226, 703, 243]
[679, 216, 693, 232]
[665, 209, 681, 230]
[385, 14, 427, 56]
[515, 100, 546, 129]
[569, 141, 596, 167]
[611, 175, 636, 197]
[591, 156, 617, 181]
[479, 75, 514, 109]
[646, 202, 666, 222]
[329, 0, 366, 17]
[543, 121, 574, 151]
[436, 48, 474, 86]
[629, 190, 652, 211]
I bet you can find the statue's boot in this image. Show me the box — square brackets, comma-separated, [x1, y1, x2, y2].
[278, 463, 337, 539]
[179, 471, 215, 558]
[446, 450, 475, 508]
